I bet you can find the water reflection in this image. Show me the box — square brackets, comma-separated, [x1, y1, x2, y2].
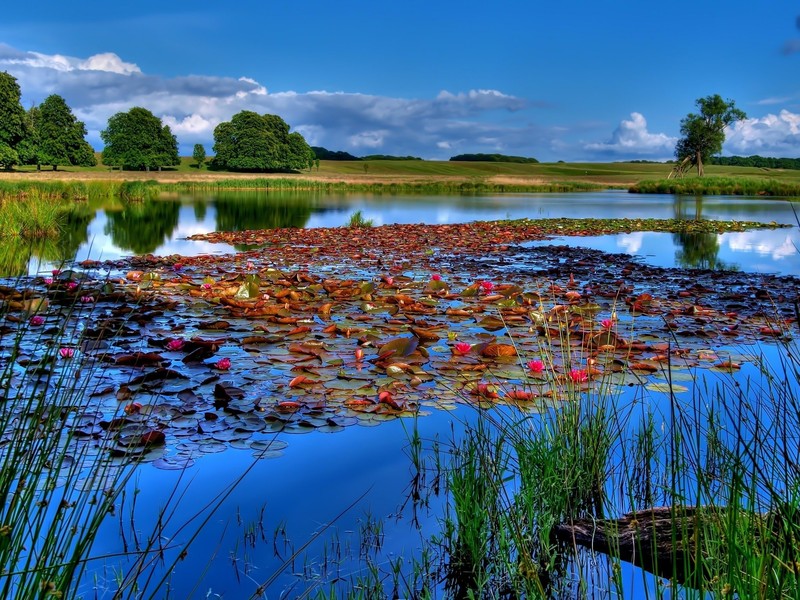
[671, 195, 731, 270]
[104, 201, 181, 255]
[0, 190, 796, 277]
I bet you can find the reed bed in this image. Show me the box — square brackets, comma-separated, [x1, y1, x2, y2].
[630, 177, 800, 197]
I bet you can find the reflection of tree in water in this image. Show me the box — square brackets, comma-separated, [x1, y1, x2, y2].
[104, 200, 180, 255]
[214, 192, 314, 233]
[671, 194, 733, 270]
[673, 231, 725, 270]
[55, 205, 94, 261]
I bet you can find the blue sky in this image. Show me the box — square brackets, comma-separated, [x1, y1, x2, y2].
[1, 1, 798, 161]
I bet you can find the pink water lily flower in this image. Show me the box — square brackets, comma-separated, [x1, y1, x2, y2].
[29, 315, 45, 326]
[480, 281, 495, 293]
[601, 319, 614, 329]
[202, 283, 212, 290]
[527, 359, 545, 374]
[66, 282, 78, 291]
[167, 339, 185, 351]
[80, 296, 94, 303]
[215, 357, 231, 370]
[59, 347, 75, 359]
[569, 368, 588, 383]
[431, 273, 442, 281]
[454, 342, 471, 355]
[43, 278, 53, 286]
[51, 269, 61, 276]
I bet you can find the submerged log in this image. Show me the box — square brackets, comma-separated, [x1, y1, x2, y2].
[552, 505, 725, 584]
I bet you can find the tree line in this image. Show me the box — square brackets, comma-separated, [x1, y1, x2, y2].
[709, 155, 800, 170]
[0, 71, 314, 173]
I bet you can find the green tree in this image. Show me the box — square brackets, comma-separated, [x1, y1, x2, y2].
[675, 95, 746, 176]
[192, 143, 206, 169]
[34, 95, 96, 171]
[0, 71, 26, 169]
[16, 105, 42, 168]
[101, 107, 180, 171]
[211, 111, 314, 172]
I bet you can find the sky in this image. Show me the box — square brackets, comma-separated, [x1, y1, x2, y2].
[0, 1, 798, 162]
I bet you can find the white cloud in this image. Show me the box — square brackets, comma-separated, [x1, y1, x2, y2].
[79, 53, 141, 75]
[583, 112, 676, 158]
[724, 110, 800, 156]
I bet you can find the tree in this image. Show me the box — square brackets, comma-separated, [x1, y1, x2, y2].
[192, 143, 206, 169]
[0, 71, 26, 169]
[101, 107, 180, 171]
[211, 111, 314, 172]
[675, 95, 746, 176]
[32, 95, 96, 171]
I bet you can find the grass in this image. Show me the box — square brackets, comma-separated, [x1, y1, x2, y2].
[3, 158, 800, 191]
[298, 291, 800, 598]
[346, 210, 373, 228]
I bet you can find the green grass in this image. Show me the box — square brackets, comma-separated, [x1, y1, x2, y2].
[630, 176, 800, 196]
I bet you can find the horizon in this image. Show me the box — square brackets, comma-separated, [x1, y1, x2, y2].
[2, 1, 799, 162]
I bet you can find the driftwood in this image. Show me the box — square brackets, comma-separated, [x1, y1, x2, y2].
[552, 505, 728, 584]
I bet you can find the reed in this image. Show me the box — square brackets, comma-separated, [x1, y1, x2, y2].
[629, 176, 800, 197]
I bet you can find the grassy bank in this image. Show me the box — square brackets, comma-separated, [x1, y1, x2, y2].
[3, 159, 800, 191]
[630, 176, 800, 197]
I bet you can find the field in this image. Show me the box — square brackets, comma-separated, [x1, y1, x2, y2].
[2, 157, 800, 189]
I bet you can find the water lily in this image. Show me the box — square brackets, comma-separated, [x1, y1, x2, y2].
[385, 276, 394, 286]
[601, 318, 614, 329]
[51, 269, 61, 276]
[215, 357, 231, 370]
[480, 280, 495, 293]
[80, 295, 94, 303]
[246, 261, 255, 271]
[527, 359, 545, 374]
[43, 278, 53, 286]
[569, 368, 588, 383]
[355, 348, 364, 362]
[202, 283, 212, 290]
[431, 273, 442, 281]
[167, 339, 185, 351]
[59, 347, 75, 359]
[66, 282, 78, 291]
[454, 341, 471, 355]
[29, 315, 45, 326]
[173, 263, 184, 271]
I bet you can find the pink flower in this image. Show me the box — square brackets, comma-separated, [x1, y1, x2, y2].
[44, 278, 53, 286]
[527, 359, 545, 374]
[51, 269, 61, 276]
[454, 342, 471, 355]
[601, 319, 613, 329]
[569, 369, 588, 383]
[202, 283, 212, 290]
[173, 263, 184, 271]
[80, 296, 94, 303]
[480, 281, 495, 293]
[66, 282, 78, 291]
[431, 274, 442, 281]
[385, 276, 394, 286]
[59, 347, 75, 359]
[29, 315, 45, 326]
[215, 357, 231, 370]
[246, 261, 255, 271]
[167, 339, 185, 351]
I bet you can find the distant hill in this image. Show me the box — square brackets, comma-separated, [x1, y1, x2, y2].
[311, 147, 361, 161]
[449, 153, 539, 164]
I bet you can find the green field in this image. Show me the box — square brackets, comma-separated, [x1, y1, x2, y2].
[5, 155, 800, 192]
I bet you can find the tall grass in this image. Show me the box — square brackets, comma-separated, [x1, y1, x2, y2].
[0, 196, 65, 239]
[630, 176, 800, 197]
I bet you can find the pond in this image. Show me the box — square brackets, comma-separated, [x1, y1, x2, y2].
[6, 189, 800, 278]
[2, 189, 800, 599]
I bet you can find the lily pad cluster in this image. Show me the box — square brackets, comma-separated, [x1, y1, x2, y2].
[1, 219, 797, 471]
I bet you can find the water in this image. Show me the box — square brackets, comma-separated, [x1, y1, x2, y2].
[5, 189, 800, 597]
[8, 189, 799, 278]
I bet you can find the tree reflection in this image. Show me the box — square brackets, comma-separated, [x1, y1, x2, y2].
[214, 192, 314, 231]
[104, 201, 180, 255]
[671, 194, 732, 270]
